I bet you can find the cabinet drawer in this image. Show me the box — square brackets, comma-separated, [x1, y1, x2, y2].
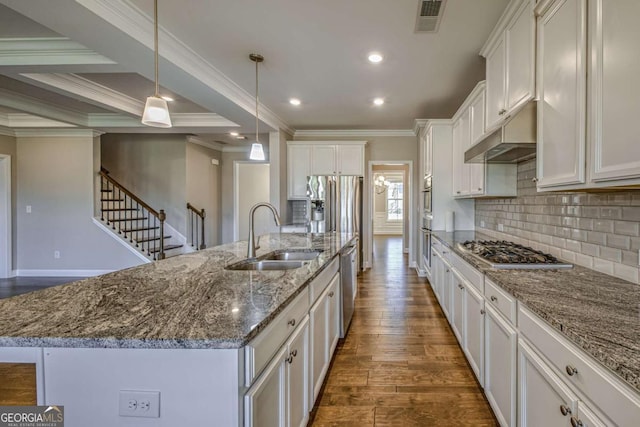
[450, 251, 483, 292]
[484, 278, 517, 325]
[309, 257, 339, 305]
[518, 305, 640, 427]
[245, 287, 310, 386]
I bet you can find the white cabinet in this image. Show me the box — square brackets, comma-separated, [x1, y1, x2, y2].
[326, 275, 340, 356]
[310, 144, 365, 176]
[451, 118, 466, 197]
[518, 340, 578, 427]
[450, 270, 465, 344]
[573, 401, 608, 427]
[422, 126, 433, 177]
[287, 145, 311, 199]
[469, 88, 486, 145]
[536, 0, 587, 188]
[484, 305, 517, 427]
[311, 145, 337, 175]
[483, 0, 536, 131]
[337, 145, 365, 176]
[463, 284, 484, 386]
[286, 317, 309, 427]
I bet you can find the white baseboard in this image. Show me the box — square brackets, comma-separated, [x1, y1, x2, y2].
[404, 247, 409, 253]
[363, 261, 371, 270]
[14, 269, 113, 277]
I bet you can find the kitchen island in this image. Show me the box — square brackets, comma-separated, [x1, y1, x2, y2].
[0, 232, 356, 426]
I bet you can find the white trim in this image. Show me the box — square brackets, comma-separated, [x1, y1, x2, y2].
[92, 218, 151, 263]
[0, 154, 11, 278]
[294, 129, 414, 138]
[452, 80, 487, 122]
[0, 87, 88, 126]
[287, 140, 367, 146]
[86, 113, 237, 128]
[14, 129, 103, 138]
[0, 37, 116, 66]
[4, 113, 76, 128]
[75, 0, 294, 135]
[413, 119, 429, 135]
[14, 269, 115, 277]
[480, 0, 524, 57]
[186, 136, 224, 151]
[0, 126, 15, 137]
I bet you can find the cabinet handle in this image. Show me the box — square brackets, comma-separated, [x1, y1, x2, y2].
[445, 269, 450, 273]
[477, 188, 482, 191]
[498, 109, 507, 115]
[288, 318, 296, 327]
[291, 349, 298, 358]
[560, 405, 572, 416]
[286, 355, 293, 364]
[566, 365, 578, 376]
[490, 296, 498, 302]
[570, 417, 584, 427]
[532, 177, 539, 183]
[456, 191, 461, 194]
[480, 309, 485, 315]
[442, 251, 448, 254]
[329, 291, 335, 298]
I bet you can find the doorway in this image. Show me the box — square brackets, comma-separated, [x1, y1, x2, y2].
[0, 154, 11, 278]
[233, 162, 271, 242]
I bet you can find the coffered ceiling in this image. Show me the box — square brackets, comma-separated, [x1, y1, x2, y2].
[0, 0, 509, 140]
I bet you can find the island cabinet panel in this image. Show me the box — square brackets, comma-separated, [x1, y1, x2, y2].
[326, 274, 341, 356]
[286, 316, 310, 427]
[42, 347, 241, 427]
[245, 346, 287, 427]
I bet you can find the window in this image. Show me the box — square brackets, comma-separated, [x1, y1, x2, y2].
[386, 180, 403, 221]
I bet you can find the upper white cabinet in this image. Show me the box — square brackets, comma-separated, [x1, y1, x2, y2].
[482, 0, 536, 131]
[536, 0, 587, 188]
[287, 145, 312, 199]
[469, 88, 486, 146]
[421, 125, 433, 178]
[310, 145, 337, 175]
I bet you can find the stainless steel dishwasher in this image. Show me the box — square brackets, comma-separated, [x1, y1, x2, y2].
[340, 242, 358, 338]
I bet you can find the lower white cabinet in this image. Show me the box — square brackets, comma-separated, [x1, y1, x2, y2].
[572, 401, 608, 427]
[287, 317, 309, 427]
[463, 284, 484, 386]
[326, 276, 340, 357]
[518, 339, 578, 427]
[451, 270, 465, 343]
[484, 305, 517, 427]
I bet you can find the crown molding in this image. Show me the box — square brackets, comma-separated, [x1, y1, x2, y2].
[87, 113, 237, 128]
[172, 113, 237, 128]
[21, 73, 144, 116]
[14, 129, 103, 138]
[294, 129, 414, 138]
[0, 88, 88, 126]
[0, 126, 16, 137]
[0, 37, 116, 66]
[5, 113, 76, 128]
[480, 0, 523, 57]
[186, 135, 224, 151]
[75, 0, 295, 135]
[413, 119, 429, 134]
[0, 113, 8, 128]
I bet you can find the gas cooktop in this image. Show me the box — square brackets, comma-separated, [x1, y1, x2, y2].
[457, 240, 573, 269]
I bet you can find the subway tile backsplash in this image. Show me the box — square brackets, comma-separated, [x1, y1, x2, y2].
[476, 159, 640, 284]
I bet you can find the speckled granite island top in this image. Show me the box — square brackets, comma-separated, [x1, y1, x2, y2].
[432, 231, 640, 392]
[0, 232, 356, 350]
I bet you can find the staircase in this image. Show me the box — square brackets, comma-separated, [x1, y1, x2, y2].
[99, 168, 183, 261]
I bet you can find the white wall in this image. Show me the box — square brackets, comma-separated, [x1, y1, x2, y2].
[0, 134, 16, 273]
[16, 135, 143, 273]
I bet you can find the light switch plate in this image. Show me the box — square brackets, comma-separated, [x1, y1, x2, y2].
[119, 390, 160, 418]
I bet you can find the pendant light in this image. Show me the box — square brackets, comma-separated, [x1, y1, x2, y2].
[142, 0, 172, 128]
[249, 53, 265, 161]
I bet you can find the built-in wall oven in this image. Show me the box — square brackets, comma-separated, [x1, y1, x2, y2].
[422, 175, 432, 214]
[421, 215, 432, 273]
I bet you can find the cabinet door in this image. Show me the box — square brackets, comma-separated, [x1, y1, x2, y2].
[287, 145, 311, 199]
[309, 292, 329, 405]
[245, 347, 287, 427]
[574, 401, 609, 427]
[424, 127, 433, 177]
[287, 317, 309, 427]
[336, 145, 364, 176]
[536, 0, 587, 188]
[485, 305, 517, 427]
[311, 145, 337, 175]
[589, 0, 640, 181]
[452, 119, 465, 197]
[451, 270, 465, 343]
[327, 274, 341, 357]
[505, 0, 535, 112]
[463, 284, 484, 386]
[469, 89, 486, 145]
[518, 340, 577, 427]
[486, 37, 506, 130]
[441, 261, 452, 321]
[430, 249, 441, 300]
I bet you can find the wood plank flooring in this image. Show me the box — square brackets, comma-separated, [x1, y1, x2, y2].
[310, 236, 497, 426]
[0, 363, 37, 405]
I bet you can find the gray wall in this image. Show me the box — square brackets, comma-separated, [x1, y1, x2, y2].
[186, 142, 221, 247]
[476, 159, 640, 284]
[101, 134, 187, 236]
[16, 135, 142, 271]
[0, 134, 17, 269]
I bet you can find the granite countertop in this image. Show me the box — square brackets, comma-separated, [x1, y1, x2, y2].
[0, 232, 355, 350]
[432, 231, 640, 392]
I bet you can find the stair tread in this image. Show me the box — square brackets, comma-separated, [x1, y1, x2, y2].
[100, 189, 113, 193]
[149, 244, 183, 253]
[108, 217, 147, 222]
[136, 235, 171, 243]
[122, 226, 159, 232]
[102, 208, 139, 212]
[101, 199, 125, 202]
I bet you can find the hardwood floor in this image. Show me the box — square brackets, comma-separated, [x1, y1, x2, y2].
[0, 277, 83, 299]
[310, 236, 497, 426]
[0, 363, 36, 405]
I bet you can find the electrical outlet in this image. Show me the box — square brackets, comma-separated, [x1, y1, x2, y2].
[26, 205, 31, 213]
[498, 223, 504, 232]
[480, 220, 485, 228]
[119, 391, 160, 418]
[54, 251, 60, 259]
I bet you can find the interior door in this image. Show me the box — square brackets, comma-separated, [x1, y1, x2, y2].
[0, 155, 10, 278]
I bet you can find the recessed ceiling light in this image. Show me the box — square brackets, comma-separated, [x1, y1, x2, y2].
[236, 135, 247, 140]
[161, 96, 174, 102]
[368, 53, 383, 63]
[229, 132, 239, 136]
[289, 98, 301, 106]
[373, 98, 385, 106]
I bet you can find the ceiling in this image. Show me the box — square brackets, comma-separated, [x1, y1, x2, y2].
[0, 0, 509, 139]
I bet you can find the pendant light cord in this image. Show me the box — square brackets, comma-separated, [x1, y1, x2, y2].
[154, 0, 159, 97]
[255, 58, 259, 143]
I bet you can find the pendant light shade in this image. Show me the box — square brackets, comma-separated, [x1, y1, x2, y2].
[142, 0, 172, 128]
[249, 53, 265, 161]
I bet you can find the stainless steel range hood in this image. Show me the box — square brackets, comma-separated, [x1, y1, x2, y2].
[465, 102, 537, 164]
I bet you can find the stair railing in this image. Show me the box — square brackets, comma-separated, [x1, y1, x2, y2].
[99, 168, 166, 260]
[187, 203, 206, 250]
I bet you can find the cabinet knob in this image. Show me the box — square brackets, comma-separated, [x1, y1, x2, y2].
[458, 284, 464, 290]
[480, 309, 485, 315]
[490, 296, 498, 302]
[288, 318, 296, 327]
[566, 365, 578, 376]
[445, 269, 450, 273]
[560, 405, 572, 416]
[532, 177, 539, 183]
[286, 355, 293, 364]
[329, 291, 335, 298]
[498, 109, 507, 115]
[570, 417, 584, 427]
[291, 349, 298, 357]
[456, 191, 461, 194]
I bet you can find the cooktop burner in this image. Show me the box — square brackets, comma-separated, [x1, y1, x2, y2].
[458, 240, 573, 269]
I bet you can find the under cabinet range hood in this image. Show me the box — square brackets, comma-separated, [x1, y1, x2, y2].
[465, 102, 537, 164]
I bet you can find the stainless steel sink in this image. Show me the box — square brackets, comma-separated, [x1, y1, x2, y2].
[263, 249, 323, 261]
[225, 259, 308, 271]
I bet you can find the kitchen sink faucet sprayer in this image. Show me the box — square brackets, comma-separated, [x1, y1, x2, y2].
[247, 202, 281, 258]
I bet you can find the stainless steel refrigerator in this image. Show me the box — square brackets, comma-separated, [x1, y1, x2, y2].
[307, 175, 363, 271]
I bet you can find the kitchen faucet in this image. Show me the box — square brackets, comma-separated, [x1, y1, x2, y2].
[247, 202, 281, 258]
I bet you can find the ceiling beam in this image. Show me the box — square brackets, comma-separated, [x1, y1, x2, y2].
[87, 113, 237, 128]
[0, 88, 88, 126]
[0, 37, 117, 66]
[2, 112, 76, 128]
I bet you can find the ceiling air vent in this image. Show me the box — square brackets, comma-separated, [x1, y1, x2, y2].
[415, 0, 447, 33]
